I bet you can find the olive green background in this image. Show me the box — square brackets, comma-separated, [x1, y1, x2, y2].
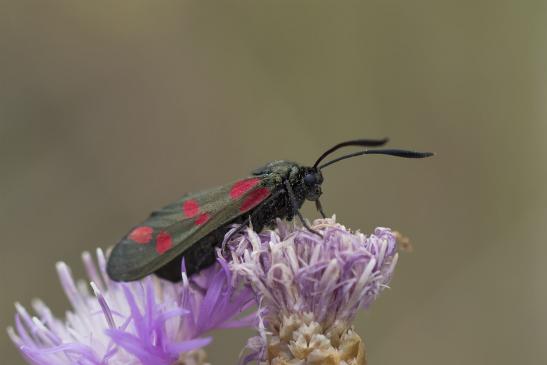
[1, 1, 546, 364]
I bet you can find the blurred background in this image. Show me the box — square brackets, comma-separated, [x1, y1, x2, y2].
[1, 1, 546, 364]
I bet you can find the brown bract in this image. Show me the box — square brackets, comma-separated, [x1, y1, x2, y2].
[264, 314, 366, 365]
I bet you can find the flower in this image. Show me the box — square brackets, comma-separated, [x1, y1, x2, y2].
[8, 248, 256, 365]
[224, 217, 398, 365]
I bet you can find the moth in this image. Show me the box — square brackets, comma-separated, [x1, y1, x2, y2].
[107, 139, 432, 282]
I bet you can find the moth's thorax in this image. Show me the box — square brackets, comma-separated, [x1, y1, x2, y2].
[252, 160, 300, 179]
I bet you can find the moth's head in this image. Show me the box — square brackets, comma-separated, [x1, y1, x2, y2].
[302, 167, 323, 201]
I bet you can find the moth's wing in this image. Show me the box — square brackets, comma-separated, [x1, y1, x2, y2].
[107, 176, 274, 281]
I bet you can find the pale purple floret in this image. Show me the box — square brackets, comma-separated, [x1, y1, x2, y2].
[8, 249, 255, 365]
[225, 217, 398, 326]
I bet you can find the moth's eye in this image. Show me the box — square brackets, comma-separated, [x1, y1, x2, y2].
[304, 173, 317, 186]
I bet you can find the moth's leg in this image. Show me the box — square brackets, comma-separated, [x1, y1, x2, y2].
[315, 199, 327, 219]
[225, 215, 251, 244]
[284, 180, 322, 237]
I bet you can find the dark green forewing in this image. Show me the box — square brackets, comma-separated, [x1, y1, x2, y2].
[107, 176, 273, 281]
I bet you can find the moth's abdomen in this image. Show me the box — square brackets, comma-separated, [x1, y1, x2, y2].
[154, 220, 238, 281]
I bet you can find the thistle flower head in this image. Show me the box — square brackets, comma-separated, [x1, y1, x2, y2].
[224, 217, 398, 364]
[8, 249, 255, 365]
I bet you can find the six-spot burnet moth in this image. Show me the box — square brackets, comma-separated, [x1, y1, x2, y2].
[107, 138, 433, 282]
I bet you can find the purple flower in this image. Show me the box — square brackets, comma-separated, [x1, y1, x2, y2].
[224, 217, 399, 364]
[8, 249, 255, 365]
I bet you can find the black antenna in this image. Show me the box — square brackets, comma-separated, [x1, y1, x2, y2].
[319, 149, 434, 169]
[313, 138, 389, 169]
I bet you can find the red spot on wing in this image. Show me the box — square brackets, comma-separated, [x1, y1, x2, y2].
[128, 226, 153, 244]
[230, 178, 260, 199]
[155, 231, 173, 254]
[240, 188, 270, 212]
[183, 199, 200, 218]
[195, 212, 210, 226]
